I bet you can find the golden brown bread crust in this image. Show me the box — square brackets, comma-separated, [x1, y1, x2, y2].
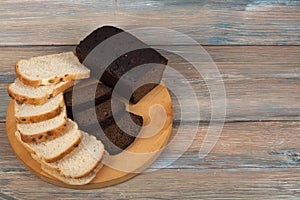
[15, 131, 82, 163]
[41, 164, 103, 185]
[19, 120, 68, 143]
[73, 160, 101, 179]
[46, 159, 102, 179]
[7, 80, 75, 105]
[45, 137, 82, 163]
[15, 105, 63, 124]
[15, 132, 36, 154]
[37, 142, 105, 179]
[15, 61, 41, 87]
[15, 56, 89, 87]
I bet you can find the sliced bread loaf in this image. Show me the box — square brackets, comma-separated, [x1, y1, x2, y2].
[41, 163, 102, 185]
[73, 98, 125, 132]
[17, 106, 68, 143]
[8, 79, 74, 105]
[15, 93, 64, 124]
[76, 26, 168, 104]
[91, 112, 143, 155]
[15, 119, 82, 163]
[64, 78, 112, 112]
[15, 52, 90, 87]
[36, 132, 104, 178]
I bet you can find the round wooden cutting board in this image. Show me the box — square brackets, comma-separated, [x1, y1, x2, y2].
[6, 84, 173, 189]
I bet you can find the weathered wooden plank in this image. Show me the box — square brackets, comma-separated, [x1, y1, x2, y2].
[2, 121, 300, 171]
[0, 1, 299, 45]
[2, 46, 300, 75]
[1, 46, 300, 122]
[2, 121, 300, 199]
[2, 75, 300, 122]
[167, 77, 300, 122]
[2, 167, 300, 199]
[207, 0, 300, 11]
[170, 121, 300, 169]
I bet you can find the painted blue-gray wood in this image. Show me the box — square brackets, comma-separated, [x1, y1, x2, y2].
[0, 0, 299, 45]
[1, 1, 300, 199]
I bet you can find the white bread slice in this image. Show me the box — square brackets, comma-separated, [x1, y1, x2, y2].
[36, 132, 105, 179]
[41, 163, 103, 185]
[15, 52, 90, 87]
[8, 79, 74, 105]
[15, 119, 82, 163]
[17, 106, 68, 143]
[15, 93, 64, 124]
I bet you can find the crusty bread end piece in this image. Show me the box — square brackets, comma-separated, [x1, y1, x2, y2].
[15, 119, 82, 163]
[18, 106, 68, 143]
[8, 79, 74, 105]
[15, 93, 65, 124]
[15, 52, 90, 87]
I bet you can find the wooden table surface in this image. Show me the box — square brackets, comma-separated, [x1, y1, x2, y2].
[1, 0, 300, 199]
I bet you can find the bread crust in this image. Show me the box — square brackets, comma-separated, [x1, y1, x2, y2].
[15, 130, 82, 163]
[15, 61, 41, 87]
[19, 119, 68, 143]
[7, 80, 75, 105]
[71, 142, 104, 178]
[44, 160, 101, 179]
[36, 141, 105, 179]
[46, 148, 104, 178]
[15, 104, 64, 124]
[15, 54, 90, 87]
[41, 164, 103, 185]
[46, 136, 82, 163]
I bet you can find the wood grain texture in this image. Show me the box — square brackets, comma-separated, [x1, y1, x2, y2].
[0, 1, 299, 45]
[1, 1, 300, 198]
[1, 46, 300, 122]
[2, 46, 300, 74]
[2, 168, 300, 199]
[3, 121, 300, 171]
[2, 121, 300, 198]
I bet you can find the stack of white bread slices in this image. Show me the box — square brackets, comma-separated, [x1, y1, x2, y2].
[7, 52, 106, 185]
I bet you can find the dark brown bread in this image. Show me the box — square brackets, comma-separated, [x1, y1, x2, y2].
[64, 78, 112, 118]
[72, 99, 125, 132]
[90, 112, 143, 155]
[64, 78, 143, 155]
[76, 26, 168, 104]
[76, 26, 123, 63]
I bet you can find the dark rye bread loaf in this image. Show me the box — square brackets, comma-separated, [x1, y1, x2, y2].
[76, 26, 168, 104]
[72, 99, 125, 132]
[64, 78, 125, 130]
[90, 112, 143, 155]
[64, 78, 112, 113]
[64, 79, 143, 155]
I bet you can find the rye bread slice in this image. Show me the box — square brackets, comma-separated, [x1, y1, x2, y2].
[90, 112, 143, 155]
[64, 78, 112, 112]
[71, 98, 125, 132]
